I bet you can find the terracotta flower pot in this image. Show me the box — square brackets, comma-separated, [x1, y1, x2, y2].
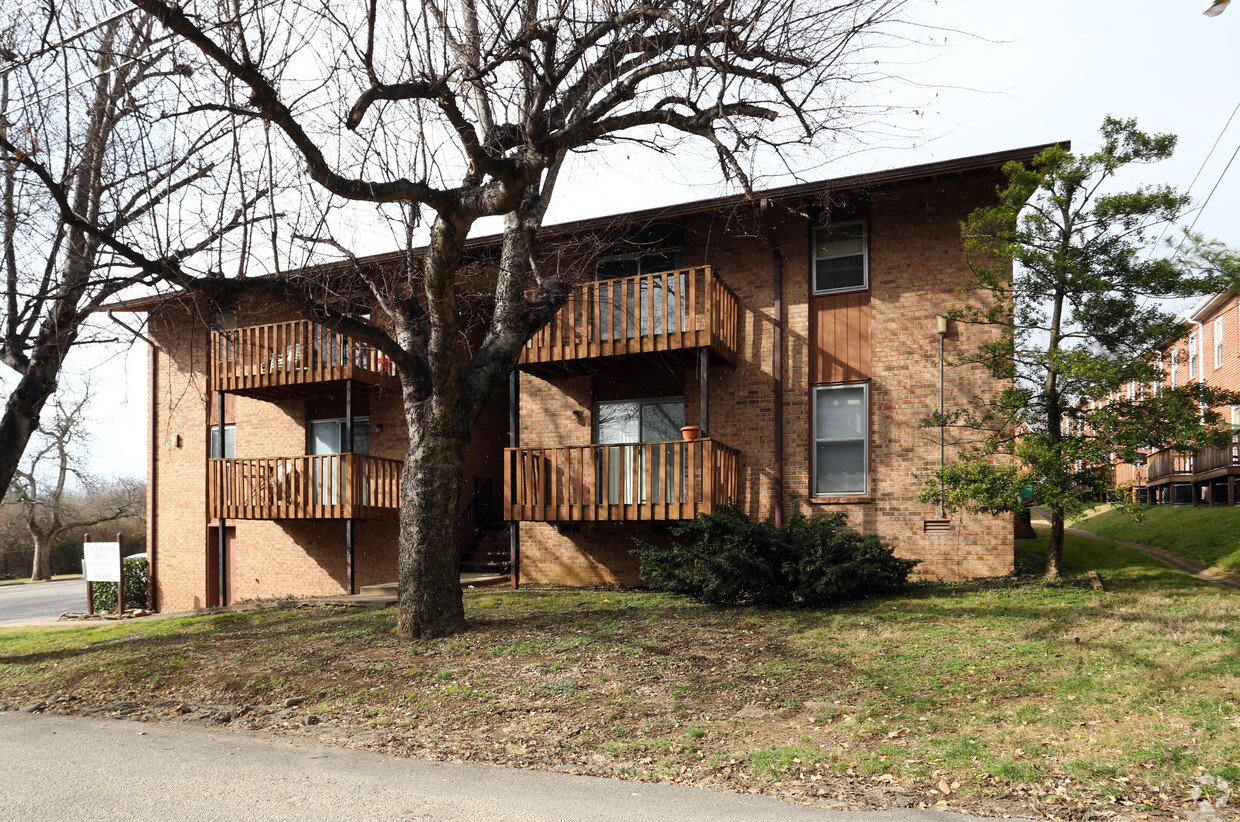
[680, 425, 702, 442]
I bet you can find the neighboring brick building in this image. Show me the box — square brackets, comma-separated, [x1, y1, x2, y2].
[119, 145, 1046, 611]
[1141, 291, 1240, 505]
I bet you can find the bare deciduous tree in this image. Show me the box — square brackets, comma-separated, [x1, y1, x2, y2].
[0, 0, 270, 502]
[24, 0, 925, 636]
[6, 389, 142, 581]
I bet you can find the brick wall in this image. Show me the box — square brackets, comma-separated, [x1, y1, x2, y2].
[518, 171, 1014, 584]
[147, 299, 502, 612]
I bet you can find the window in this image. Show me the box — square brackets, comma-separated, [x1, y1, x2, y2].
[813, 383, 869, 496]
[1171, 350, 1178, 387]
[209, 425, 236, 459]
[1233, 406, 1239, 444]
[309, 417, 370, 455]
[1215, 317, 1225, 369]
[1189, 332, 1198, 380]
[812, 221, 868, 294]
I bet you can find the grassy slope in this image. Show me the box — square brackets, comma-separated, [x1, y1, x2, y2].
[1, 531, 1237, 816]
[1074, 505, 1240, 573]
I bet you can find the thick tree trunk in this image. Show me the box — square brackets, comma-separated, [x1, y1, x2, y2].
[1045, 508, 1065, 579]
[28, 531, 53, 582]
[395, 391, 469, 639]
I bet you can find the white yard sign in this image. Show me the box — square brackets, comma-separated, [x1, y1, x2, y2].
[83, 541, 122, 583]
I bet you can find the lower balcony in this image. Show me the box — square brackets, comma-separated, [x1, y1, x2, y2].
[208, 454, 403, 520]
[504, 438, 739, 522]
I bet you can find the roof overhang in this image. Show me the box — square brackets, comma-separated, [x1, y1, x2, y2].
[105, 140, 1064, 313]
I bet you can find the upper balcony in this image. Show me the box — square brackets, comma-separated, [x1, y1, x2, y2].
[208, 453, 402, 520]
[518, 266, 739, 376]
[211, 320, 399, 401]
[1145, 444, 1239, 483]
[504, 437, 739, 522]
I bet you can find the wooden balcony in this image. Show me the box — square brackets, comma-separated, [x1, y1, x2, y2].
[1112, 462, 1145, 487]
[1146, 443, 1240, 484]
[208, 454, 402, 520]
[1146, 449, 1195, 483]
[211, 320, 399, 401]
[504, 438, 739, 522]
[519, 266, 739, 375]
[1195, 444, 1240, 478]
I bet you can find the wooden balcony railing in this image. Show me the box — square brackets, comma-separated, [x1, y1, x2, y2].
[1146, 443, 1240, 483]
[208, 454, 402, 520]
[1146, 449, 1195, 482]
[1196, 443, 1240, 474]
[504, 438, 739, 522]
[1112, 462, 1145, 487]
[211, 320, 399, 398]
[519, 266, 740, 368]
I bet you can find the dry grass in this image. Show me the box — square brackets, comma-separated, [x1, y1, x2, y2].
[1, 529, 1237, 819]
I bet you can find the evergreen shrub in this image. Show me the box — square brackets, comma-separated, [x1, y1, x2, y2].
[632, 507, 918, 606]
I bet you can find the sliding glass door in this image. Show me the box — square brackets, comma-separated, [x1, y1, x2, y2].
[596, 398, 685, 505]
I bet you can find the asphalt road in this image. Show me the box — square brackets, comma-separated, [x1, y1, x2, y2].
[0, 579, 87, 627]
[0, 713, 1030, 822]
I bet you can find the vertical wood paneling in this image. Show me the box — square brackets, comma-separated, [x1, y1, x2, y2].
[811, 290, 872, 383]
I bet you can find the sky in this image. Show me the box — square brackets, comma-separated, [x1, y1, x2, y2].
[28, 0, 1240, 483]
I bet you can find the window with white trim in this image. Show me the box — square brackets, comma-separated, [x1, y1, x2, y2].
[1189, 331, 1198, 379]
[1170, 351, 1178, 387]
[1233, 405, 1239, 444]
[1215, 317, 1225, 369]
[812, 221, 868, 294]
[813, 383, 869, 496]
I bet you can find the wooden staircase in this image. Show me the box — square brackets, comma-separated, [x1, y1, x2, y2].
[458, 478, 510, 574]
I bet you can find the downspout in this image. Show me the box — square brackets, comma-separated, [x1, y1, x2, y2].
[345, 378, 355, 595]
[509, 370, 520, 589]
[760, 200, 785, 526]
[217, 388, 226, 606]
[108, 312, 157, 611]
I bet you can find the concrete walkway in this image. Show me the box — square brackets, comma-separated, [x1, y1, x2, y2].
[0, 713, 1026, 822]
[1032, 508, 1240, 591]
[1065, 525, 1240, 591]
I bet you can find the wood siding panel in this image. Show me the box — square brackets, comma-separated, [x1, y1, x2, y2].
[811, 291, 872, 383]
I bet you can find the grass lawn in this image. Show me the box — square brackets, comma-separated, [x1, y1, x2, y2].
[1, 532, 1237, 818]
[1074, 505, 1240, 574]
[0, 574, 83, 586]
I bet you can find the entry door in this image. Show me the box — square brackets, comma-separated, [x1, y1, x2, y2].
[596, 399, 684, 504]
[206, 525, 235, 608]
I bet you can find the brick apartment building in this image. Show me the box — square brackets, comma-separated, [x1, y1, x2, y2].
[116, 145, 1046, 612]
[1126, 291, 1240, 505]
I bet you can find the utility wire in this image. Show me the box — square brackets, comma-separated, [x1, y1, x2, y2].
[1151, 99, 1240, 253]
[1186, 138, 1240, 237]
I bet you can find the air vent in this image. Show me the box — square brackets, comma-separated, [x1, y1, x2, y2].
[923, 519, 952, 534]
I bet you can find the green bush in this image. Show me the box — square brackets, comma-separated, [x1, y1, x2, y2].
[91, 554, 148, 612]
[632, 507, 919, 606]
